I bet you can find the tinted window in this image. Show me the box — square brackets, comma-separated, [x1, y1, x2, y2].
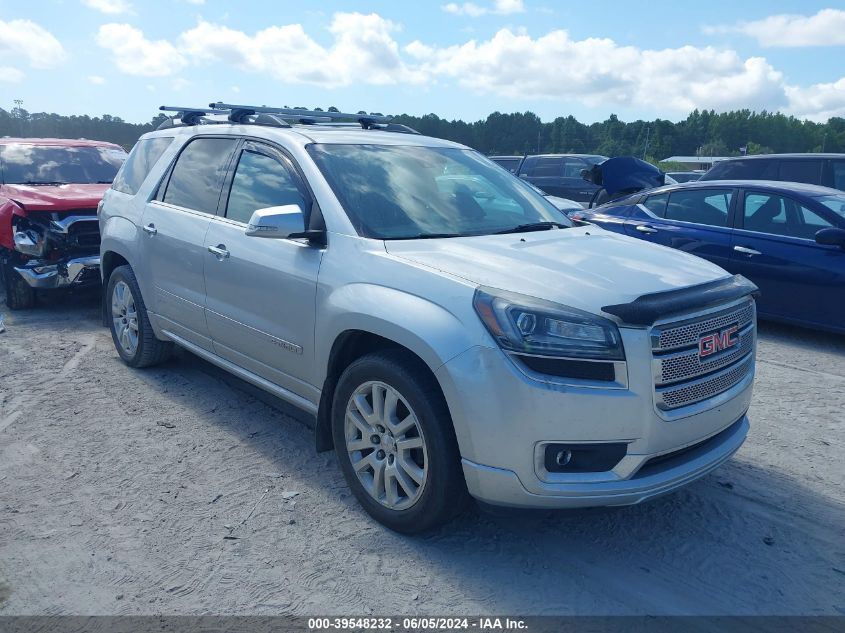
[112, 137, 173, 195]
[308, 144, 567, 239]
[743, 192, 832, 239]
[225, 149, 308, 224]
[560, 158, 587, 178]
[830, 161, 845, 191]
[703, 159, 776, 180]
[778, 160, 822, 185]
[491, 157, 521, 173]
[0, 144, 127, 184]
[162, 138, 237, 214]
[529, 157, 562, 177]
[665, 189, 732, 227]
[643, 192, 669, 216]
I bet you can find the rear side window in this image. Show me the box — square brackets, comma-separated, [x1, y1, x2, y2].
[528, 157, 562, 177]
[112, 137, 173, 195]
[161, 138, 238, 214]
[703, 159, 777, 180]
[225, 149, 308, 224]
[778, 160, 822, 185]
[665, 189, 733, 227]
[492, 157, 521, 173]
[743, 192, 832, 239]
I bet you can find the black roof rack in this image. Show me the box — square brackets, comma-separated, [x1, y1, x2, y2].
[156, 103, 419, 134]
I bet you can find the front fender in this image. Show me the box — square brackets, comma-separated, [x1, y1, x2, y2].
[316, 283, 480, 385]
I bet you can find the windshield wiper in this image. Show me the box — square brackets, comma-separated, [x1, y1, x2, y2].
[386, 232, 464, 240]
[493, 221, 568, 235]
[14, 181, 70, 186]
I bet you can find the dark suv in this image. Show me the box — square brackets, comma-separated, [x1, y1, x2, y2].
[700, 154, 845, 191]
[490, 154, 608, 203]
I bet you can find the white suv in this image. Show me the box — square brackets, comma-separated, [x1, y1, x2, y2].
[99, 104, 757, 533]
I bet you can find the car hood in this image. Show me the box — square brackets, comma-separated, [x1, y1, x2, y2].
[384, 226, 731, 319]
[1, 183, 110, 212]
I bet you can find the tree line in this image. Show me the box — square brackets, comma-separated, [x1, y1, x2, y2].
[2, 105, 844, 162]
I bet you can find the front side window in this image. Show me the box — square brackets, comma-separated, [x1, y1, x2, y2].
[308, 144, 569, 239]
[162, 138, 238, 214]
[225, 149, 308, 224]
[642, 192, 669, 217]
[743, 192, 833, 239]
[112, 137, 173, 195]
[815, 195, 845, 222]
[0, 143, 127, 185]
[830, 161, 845, 191]
[664, 189, 733, 227]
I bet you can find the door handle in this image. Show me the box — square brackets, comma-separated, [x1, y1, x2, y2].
[208, 244, 230, 260]
[734, 245, 761, 256]
[143, 224, 157, 236]
[635, 225, 658, 234]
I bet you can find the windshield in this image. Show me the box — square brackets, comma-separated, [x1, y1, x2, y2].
[816, 195, 845, 222]
[308, 144, 571, 239]
[0, 144, 127, 185]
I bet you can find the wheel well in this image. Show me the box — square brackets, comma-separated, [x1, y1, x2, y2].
[100, 251, 129, 326]
[315, 330, 437, 452]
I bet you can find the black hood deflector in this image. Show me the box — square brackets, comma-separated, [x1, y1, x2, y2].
[602, 275, 759, 326]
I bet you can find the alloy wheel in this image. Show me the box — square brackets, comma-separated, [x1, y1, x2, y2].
[111, 280, 139, 356]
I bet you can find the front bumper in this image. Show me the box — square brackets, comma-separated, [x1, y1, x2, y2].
[462, 415, 748, 508]
[14, 255, 101, 289]
[435, 323, 754, 509]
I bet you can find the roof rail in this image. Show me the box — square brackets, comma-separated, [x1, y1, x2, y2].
[209, 102, 391, 128]
[156, 103, 419, 134]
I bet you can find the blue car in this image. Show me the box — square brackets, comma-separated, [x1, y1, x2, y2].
[581, 180, 845, 334]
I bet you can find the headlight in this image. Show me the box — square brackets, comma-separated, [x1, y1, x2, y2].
[13, 227, 48, 257]
[473, 287, 625, 360]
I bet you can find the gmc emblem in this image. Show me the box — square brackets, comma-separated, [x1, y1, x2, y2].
[699, 325, 739, 358]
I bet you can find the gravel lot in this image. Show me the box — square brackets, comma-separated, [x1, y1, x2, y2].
[1, 290, 843, 616]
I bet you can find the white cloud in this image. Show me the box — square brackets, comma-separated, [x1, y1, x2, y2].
[704, 8, 845, 47]
[92, 13, 845, 121]
[408, 29, 788, 112]
[82, 0, 133, 14]
[87, 74, 106, 84]
[443, 0, 525, 17]
[0, 66, 25, 82]
[0, 19, 66, 68]
[178, 13, 422, 86]
[786, 77, 845, 121]
[96, 23, 186, 76]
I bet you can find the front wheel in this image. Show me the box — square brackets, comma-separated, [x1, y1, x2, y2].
[1, 260, 36, 310]
[107, 265, 172, 368]
[332, 350, 468, 534]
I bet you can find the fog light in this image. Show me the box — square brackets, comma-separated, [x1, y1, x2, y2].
[555, 449, 573, 467]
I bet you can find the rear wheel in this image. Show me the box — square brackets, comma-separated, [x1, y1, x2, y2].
[1, 259, 36, 310]
[332, 350, 467, 533]
[107, 265, 172, 368]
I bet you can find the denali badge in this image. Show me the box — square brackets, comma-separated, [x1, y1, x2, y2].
[699, 325, 739, 358]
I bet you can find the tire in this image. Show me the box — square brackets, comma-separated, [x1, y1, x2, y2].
[332, 350, 468, 534]
[1, 260, 36, 310]
[107, 265, 172, 368]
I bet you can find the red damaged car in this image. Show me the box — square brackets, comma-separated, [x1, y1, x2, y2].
[0, 138, 127, 309]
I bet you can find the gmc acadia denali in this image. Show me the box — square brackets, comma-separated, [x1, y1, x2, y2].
[99, 103, 758, 533]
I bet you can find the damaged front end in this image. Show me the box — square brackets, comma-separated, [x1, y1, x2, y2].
[7, 210, 101, 290]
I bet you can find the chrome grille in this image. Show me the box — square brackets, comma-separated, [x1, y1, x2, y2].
[651, 300, 755, 412]
[656, 326, 754, 385]
[653, 302, 754, 352]
[657, 356, 753, 410]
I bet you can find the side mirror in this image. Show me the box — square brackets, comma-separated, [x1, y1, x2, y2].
[245, 205, 306, 239]
[815, 227, 845, 248]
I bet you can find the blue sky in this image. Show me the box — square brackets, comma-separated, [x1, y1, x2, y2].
[2, 0, 845, 124]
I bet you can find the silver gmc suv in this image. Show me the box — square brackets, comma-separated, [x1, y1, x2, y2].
[99, 103, 758, 533]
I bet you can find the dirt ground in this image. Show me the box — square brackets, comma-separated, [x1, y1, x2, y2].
[0, 289, 843, 616]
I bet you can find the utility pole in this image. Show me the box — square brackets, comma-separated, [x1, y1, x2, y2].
[13, 99, 24, 136]
[822, 133, 827, 152]
[537, 128, 541, 154]
[642, 126, 650, 160]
